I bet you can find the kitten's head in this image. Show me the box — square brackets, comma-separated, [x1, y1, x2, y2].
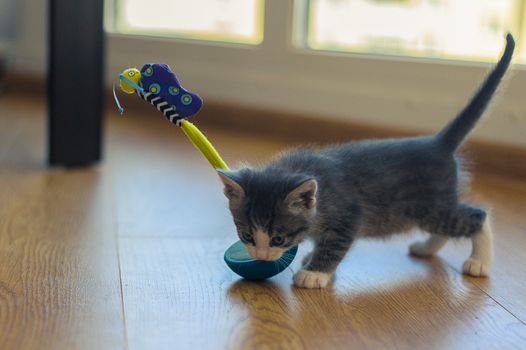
[218, 168, 317, 261]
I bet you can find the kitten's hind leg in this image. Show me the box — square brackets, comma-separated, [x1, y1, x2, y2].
[463, 216, 493, 277]
[409, 234, 448, 257]
[417, 204, 491, 277]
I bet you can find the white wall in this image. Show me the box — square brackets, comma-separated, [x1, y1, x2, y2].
[0, 0, 18, 49]
[10, 0, 526, 147]
[10, 0, 47, 75]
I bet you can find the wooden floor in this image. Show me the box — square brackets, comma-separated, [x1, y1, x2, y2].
[1, 92, 526, 350]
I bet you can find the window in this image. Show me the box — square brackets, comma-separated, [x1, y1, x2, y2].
[307, 0, 526, 62]
[111, 0, 264, 44]
[105, 0, 526, 148]
[108, 0, 526, 61]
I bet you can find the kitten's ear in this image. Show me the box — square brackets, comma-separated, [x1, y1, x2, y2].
[285, 178, 317, 214]
[217, 170, 245, 206]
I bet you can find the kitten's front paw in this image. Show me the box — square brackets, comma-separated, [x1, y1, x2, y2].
[293, 269, 332, 289]
[462, 258, 491, 277]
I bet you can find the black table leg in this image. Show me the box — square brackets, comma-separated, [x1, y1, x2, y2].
[48, 0, 104, 167]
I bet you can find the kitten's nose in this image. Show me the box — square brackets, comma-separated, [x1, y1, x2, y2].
[256, 248, 269, 260]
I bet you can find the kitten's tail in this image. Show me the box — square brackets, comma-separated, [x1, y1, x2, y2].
[435, 33, 515, 153]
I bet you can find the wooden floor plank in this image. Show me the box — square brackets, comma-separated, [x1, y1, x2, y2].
[0, 94, 126, 349]
[119, 237, 526, 350]
[2, 92, 526, 349]
[435, 173, 526, 323]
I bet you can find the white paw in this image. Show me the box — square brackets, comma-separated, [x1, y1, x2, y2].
[409, 241, 435, 257]
[462, 258, 491, 277]
[293, 270, 332, 289]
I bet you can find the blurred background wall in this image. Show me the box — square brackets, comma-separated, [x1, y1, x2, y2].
[0, 0, 19, 86]
[4, 0, 46, 76]
[0, 0, 18, 58]
[4, 0, 526, 147]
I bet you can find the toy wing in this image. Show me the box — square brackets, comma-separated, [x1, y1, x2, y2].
[139, 63, 203, 125]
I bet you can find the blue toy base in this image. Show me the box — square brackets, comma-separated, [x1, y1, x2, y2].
[224, 240, 298, 281]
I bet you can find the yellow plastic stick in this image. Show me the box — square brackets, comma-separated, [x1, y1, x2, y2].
[180, 120, 230, 171]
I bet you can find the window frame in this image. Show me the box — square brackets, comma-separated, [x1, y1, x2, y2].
[106, 0, 526, 147]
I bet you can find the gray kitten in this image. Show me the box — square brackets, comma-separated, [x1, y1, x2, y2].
[218, 34, 514, 288]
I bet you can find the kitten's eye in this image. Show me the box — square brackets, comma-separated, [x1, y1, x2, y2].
[241, 232, 253, 242]
[271, 235, 284, 246]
